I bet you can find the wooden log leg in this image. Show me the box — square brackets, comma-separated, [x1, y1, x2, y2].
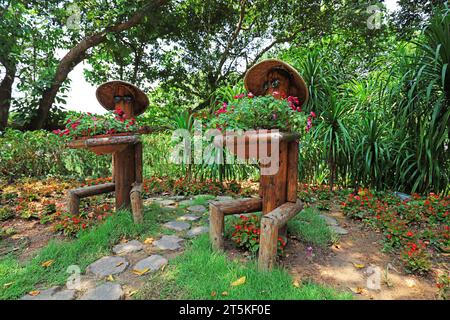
[210, 203, 225, 251]
[130, 183, 144, 224]
[113, 144, 136, 210]
[286, 140, 299, 203]
[67, 191, 80, 215]
[258, 216, 278, 271]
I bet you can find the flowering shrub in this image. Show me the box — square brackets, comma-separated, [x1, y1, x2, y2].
[52, 108, 141, 140]
[209, 92, 315, 133]
[142, 177, 238, 196]
[341, 189, 450, 274]
[227, 214, 286, 255]
[436, 273, 450, 300]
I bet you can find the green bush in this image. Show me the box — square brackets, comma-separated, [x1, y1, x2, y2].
[0, 129, 110, 181]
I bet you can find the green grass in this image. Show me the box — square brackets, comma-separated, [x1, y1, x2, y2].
[177, 194, 215, 208]
[0, 205, 174, 300]
[287, 207, 338, 248]
[137, 235, 352, 300]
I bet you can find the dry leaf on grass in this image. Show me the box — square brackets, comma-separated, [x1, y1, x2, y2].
[128, 290, 138, 297]
[29, 290, 40, 296]
[292, 280, 301, 288]
[144, 237, 154, 244]
[210, 291, 217, 297]
[353, 263, 365, 269]
[350, 287, 367, 295]
[133, 268, 150, 276]
[41, 260, 54, 268]
[231, 276, 246, 287]
[221, 291, 228, 296]
[3, 282, 14, 288]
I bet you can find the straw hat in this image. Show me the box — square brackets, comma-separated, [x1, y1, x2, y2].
[96, 80, 149, 116]
[244, 59, 309, 106]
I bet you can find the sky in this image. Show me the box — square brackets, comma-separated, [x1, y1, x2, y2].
[20, 0, 401, 116]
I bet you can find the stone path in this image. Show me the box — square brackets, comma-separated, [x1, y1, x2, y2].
[21, 194, 226, 300]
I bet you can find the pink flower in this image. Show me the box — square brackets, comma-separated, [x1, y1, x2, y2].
[233, 93, 245, 99]
[272, 113, 277, 120]
[247, 92, 254, 98]
[310, 111, 316, 118]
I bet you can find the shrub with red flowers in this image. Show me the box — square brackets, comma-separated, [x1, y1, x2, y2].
[341, 188, 450, 274]
[227, 214, 287, 256]
[436, 273, 450, 300]
[52, 109, 141, 140]
[209, 92, 315, 133]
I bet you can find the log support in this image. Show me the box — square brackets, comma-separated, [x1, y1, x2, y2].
[130, 183, 144, 224]
[67, 183, 116, 215]
[209, 198, 263, 251]
[258, 200, 303, 271]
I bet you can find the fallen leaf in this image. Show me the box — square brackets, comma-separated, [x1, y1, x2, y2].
[161, 264, 166, 272]
[334, 244, 341, 249]
[210, 291, 217, 297]
[29, 290, 40, 296]
[3, 282, 14, 288]
[350, 287, 367, 295]
[353, 263, 365, 269]
[41, 259, 55, 268]
[133, 268, 150, 276]
[116, 262, 124, 267]
[292, 280, 301, 288]
[221, 291, 228, 296]
[106, 275, 114, 282]
[128, 290, 138, 297]
[120, 238, 128, 243]
[144, 237, 154, 244]
[231, 276, 246, 287]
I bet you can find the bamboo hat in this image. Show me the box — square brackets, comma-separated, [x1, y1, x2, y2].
[96, 80, 149, 116]
[244, 59, 309, 106]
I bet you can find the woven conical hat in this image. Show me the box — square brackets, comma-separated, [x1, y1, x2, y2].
[96, 80, 149, 116]
[244, 59, 309, 106]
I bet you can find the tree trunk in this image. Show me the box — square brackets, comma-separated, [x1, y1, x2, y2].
[0, 61, 16, 131]
[27, 0, 168, 130]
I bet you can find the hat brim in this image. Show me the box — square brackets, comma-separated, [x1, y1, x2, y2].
[244, 59, 309, 106]
[96, 80, 149, 116]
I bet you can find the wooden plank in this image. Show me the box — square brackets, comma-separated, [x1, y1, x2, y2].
[287, 140, 299, 202]
[71, 183, 115, 198]
[210, 198, 262, 215]
[209, 203, 225, 251]
[130, 183, 144, 224]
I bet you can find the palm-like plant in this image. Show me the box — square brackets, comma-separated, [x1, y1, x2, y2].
[394, 5, 450, 193]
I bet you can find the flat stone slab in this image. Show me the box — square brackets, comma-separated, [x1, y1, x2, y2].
[187, 205, 207, 213]
[330, 225, 349, 235]
[169, 196, 185, 201]
[21, 287, 76, 300]
[79, 283, 124, 300]
[215, 196, 233, 201]
[319, 214, 338, 226]
[112, 240, 144, 254]
[178, 214, 200, 221]
[154, 235, 184, 250]
[158, 199, 176, 207]
[186, 226, 209, 238]
[87, 256, 129, 278]
[164, 221, 190, 231]
[133, 255, 168, 272]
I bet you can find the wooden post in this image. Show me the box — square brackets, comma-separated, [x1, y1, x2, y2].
[258, 200, 303, 271]
[113, 144, 136, 210]
[130, 183, 144, 224]
[286, 140, 299, 203]
[68, 191, 81, 216]
[210, 203, 225, 251]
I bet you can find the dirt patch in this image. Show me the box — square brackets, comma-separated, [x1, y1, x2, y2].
[282, 209, 440, 300]
[0, 218, 63, 262]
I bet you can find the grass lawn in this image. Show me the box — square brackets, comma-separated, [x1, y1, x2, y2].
[0, 204, 179, 300]
[0, 201, 351, 300]
[138, 235, 352, 300]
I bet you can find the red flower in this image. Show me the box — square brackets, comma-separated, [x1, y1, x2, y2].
[310, 111, 317, 118]
[406, 231, 414, 237]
